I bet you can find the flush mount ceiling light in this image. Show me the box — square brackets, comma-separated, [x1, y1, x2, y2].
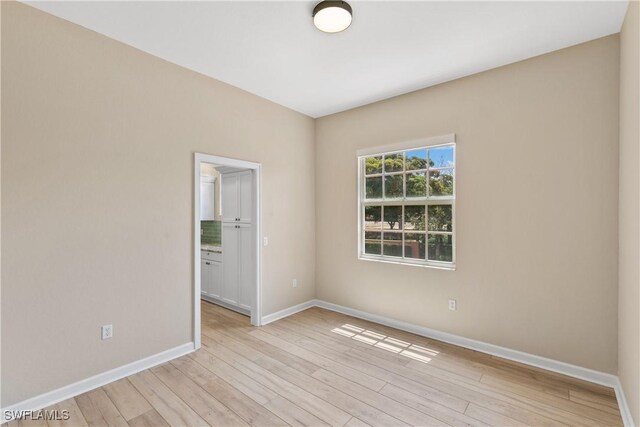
[313, 1, 353, 33]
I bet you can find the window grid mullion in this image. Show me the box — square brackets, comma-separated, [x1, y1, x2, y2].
[401, 205, 405, 259]
[381, 205, 385, 256]
[366, 170, 429, 177]
[424, 201, 429, 261]
[361, 143, 455, 267]
[426, 150, 431, 198]
[362, 199, 454, 206]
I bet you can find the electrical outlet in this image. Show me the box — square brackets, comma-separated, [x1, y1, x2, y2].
[101, 324, 113, 340]
[292, 279, 298, 288]
[263, 237, 269, 246]
[448, 299, 457, 311]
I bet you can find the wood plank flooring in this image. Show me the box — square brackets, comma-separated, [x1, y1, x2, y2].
[5, 302, 623, 426]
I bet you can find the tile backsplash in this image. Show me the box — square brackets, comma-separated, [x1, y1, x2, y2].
[201, 220, 221, 246]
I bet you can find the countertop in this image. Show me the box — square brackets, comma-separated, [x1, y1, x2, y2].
[201, 244, 222, 253]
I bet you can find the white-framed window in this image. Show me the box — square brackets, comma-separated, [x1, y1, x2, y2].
[357, 135, 456, 269]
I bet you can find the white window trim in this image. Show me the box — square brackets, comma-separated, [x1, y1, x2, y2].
[356, 134, 456, 270]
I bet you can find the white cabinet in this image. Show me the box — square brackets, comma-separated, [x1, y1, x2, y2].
[210, 261, 222, 299]
[221, 171, 252, 223]
[222, 223, 239, 304]
[237, 225, 253, 310]
[201, 259, 213, 295]
[201, 251, 222, 299]
[221, 222, 253, 311]
[200, 177, 216, 221]
[238, 172, 252, 223]
[205, 168, 254, 315]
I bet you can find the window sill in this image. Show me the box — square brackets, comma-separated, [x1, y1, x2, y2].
[358, 255, 456, 271]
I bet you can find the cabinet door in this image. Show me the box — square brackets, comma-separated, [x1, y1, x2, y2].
[221, 173, 238, 222]
[210, 261, 222, 299]
[200, 180, 216, 221]
[222, 223, 239, 305]
[237, 224, 254, 310]
[238, 171, 252, 223]
[201, 259, 213, 296]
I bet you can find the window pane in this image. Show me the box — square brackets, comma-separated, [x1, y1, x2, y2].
[406, 172, 426, 197]
[360, 145, 455, 265]
[404, 233, 426, 259]
[383, 232, 403, 257]
[427, 234, 453, 262]
[364, 156, 382, 175]
[364, 206, 382, 230]
[427, 205, 452, 232]
[365, 176, 382, 199]
[406, 149, 427, 170]
[364, 232, 381, 255]
[383, 206, 403, 230]
[404, 205, 425, 230]
[429, 169, 453, 196]
[384, 175, 403, 198]
[428, 146, 454, 168]
[384, 154, 403, 173]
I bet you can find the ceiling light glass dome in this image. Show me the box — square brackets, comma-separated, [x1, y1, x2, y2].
[313, 1, 352, 33]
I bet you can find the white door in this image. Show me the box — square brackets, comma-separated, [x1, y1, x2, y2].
[237, 223, 254, 310]
[238, 171, 253, 223]
[210, 261, 222, 299]
[221, 173, 238, 222]
[201, 259, 213, 296]
[222, 223, 239, 305]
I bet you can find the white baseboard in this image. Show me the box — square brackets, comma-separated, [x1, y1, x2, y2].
[264, 298, 636, 426]
[314, 300, 617, 386]
[261, 299, 317, 325]
[1, 342, 195, 423]
[613, 377, 637, 427]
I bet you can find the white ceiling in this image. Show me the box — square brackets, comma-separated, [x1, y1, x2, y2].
[25, 1, 628, 118]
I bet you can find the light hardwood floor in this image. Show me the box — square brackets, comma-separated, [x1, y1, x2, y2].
[6, 301, 623, 426]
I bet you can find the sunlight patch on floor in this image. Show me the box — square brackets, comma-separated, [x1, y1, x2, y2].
[331, 323, 439, 364]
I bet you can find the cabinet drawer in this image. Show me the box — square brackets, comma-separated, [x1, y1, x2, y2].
[202, 250, 222, 262]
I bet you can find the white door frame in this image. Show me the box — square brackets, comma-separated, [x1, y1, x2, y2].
[193, 153, 262, 349]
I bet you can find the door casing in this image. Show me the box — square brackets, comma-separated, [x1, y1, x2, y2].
[193, 153, 262, 349]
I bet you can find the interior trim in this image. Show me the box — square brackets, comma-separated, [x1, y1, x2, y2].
[194, 152, 264, 349]
[1, 342, 195, 423]
[356, 133, 455, 157]
[613, 377, 636, 427]
[201, 296, 250, 317]
[260, 299, 318, 326]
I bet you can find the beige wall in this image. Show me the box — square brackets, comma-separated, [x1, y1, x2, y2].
[619, 1, 640, 423]
[1, 0, 632, 411]
[1, 2, 315, 407]
[315, 35, 620, 373]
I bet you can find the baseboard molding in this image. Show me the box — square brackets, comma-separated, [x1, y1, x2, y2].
[266, 299, 635, 426]
[1, 342, 195, 423]
[613, 377, 637, 427]
[260, 299, 317, 325]
[201, 295, 250, 317]
[314, 300, 618, 386]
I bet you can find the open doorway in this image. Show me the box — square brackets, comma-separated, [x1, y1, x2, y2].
[193, 153, 262, 349]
